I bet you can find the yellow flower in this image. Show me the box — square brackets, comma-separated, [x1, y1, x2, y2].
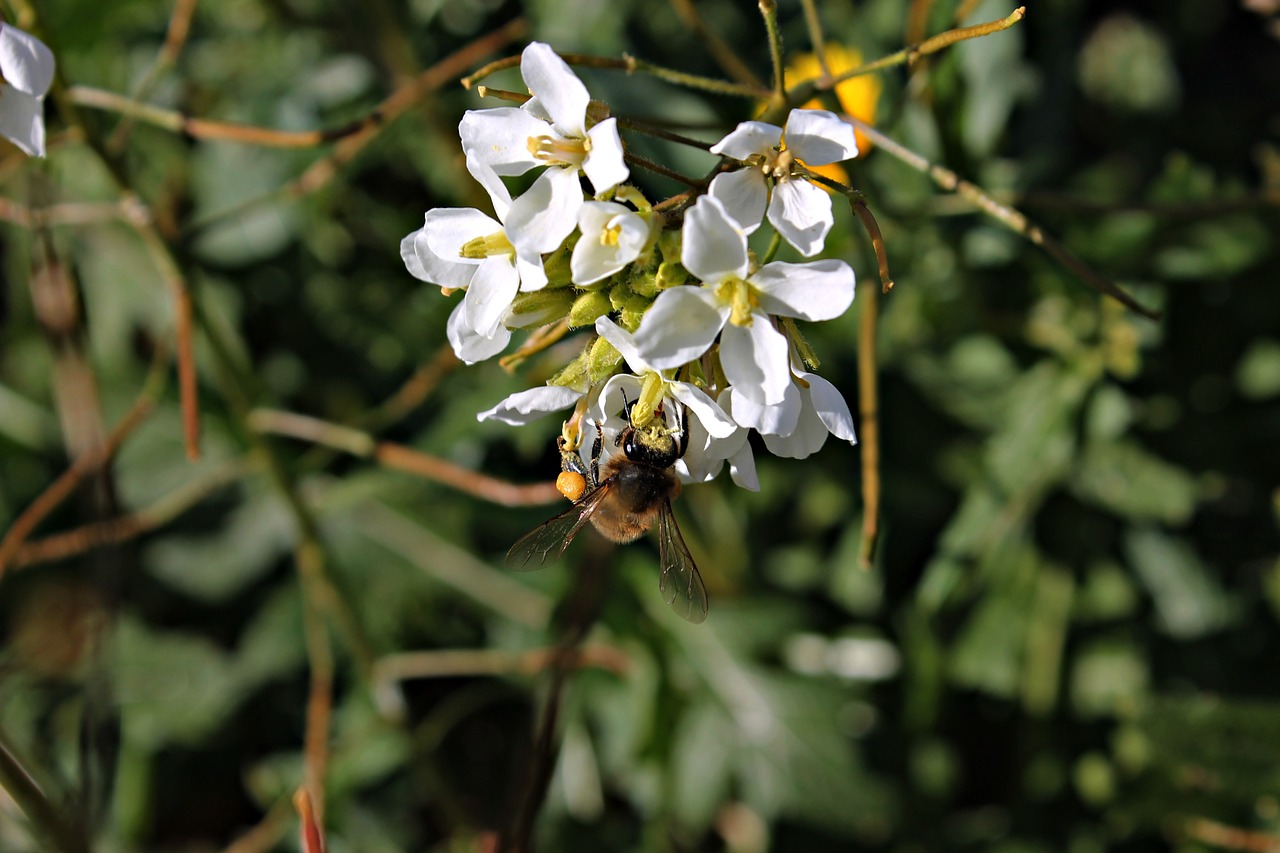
[783, 44, 881, 184]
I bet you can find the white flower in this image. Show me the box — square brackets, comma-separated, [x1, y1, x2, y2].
[459, 42, 628, 256]
[592, 371, 742, 487]
[730, 371, 856, 458]
[476, 385, 585, 425]
[617, 195, 854, 405]
[401, 206, 546, 364]
[571, 201, 651, 285]
[0, 24, 55, 158]
[595, 315, 738, 437]
[707, 109, 857, 257]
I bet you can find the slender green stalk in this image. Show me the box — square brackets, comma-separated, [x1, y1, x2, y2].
[759, 0, 786, 100]
[787, 5, 1027, 104]
[0, 731, 90, 853]
[846, 116, 1160, 320]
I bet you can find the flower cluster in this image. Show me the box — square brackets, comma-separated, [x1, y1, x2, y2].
[0, 23, 55, 157]
[402, 42, 859, 489]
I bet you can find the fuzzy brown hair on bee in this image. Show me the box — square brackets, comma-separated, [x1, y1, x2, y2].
[505, 393, 708, 623]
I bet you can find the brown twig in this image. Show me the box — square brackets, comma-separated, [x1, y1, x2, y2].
[219, 798, 293, 853]
[293, 789, 327, 853]
[0, 356, 166, 577]
[374, 645, 631, 683]
[845, 115, 1162, 320]
[9, 459, 253, 571]
[856, 262, 881, 570]
[803, 5, 1026, 95]
[297, 540, 334, 827]
[248, 408, 562, 507]
[108, 0, 200, 153]
[189, 19, 527, 236]
[667, 0, 763, 88]
[1184, 817, 1280, 852]
[0, 730, 91, 853]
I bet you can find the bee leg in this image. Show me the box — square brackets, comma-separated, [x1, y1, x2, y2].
[677, 404, 690, 458]
[589, 419, 604, 488]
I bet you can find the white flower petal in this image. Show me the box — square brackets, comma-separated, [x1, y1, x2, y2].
[681, 195, 749, 283]
[423, 208, 500, 261]
[400, 214, 477, 289]
[727, 441, 760, 491]
[596, 373, 644, 426]
[750, 259, 855, 321]
[669, 382, 738, 439]
[571, 201, 648, 285]
[783, 109, 858, 165]
[594, 316, 653, 373]
[707, 169, 768, 235]
[728, 382, 801, 435]
[0, 85, 44, 157]
[709, 120, 782, 161]
[400, 230, 430, 281]
[617, 287, 727, 371]
[515, 247, 548, 291]
[802, 372, 857, 443]
[463, 258, 520, 336]
[459, 108, 546, 177]
[582, 119, 628, 193]
[520, 42, 589, 137]
[0, 25, 55, 98]
[465, 152, 512, 216]
[720, 316, 791, 405]
[767, 178, 833, 257]
[447, 302, 511, 364]
[762, 398, 829, 458]
[476, 384, 584, 425]
[505, 167, 583, 254]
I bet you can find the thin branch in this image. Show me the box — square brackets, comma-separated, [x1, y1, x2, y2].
[9, 458, 253, 571]
[219, 798, 293, 853]
[1183, 817, 1280, 853]
[0, 730, 90, 853]
[108, 0, 200, 153]
[615, 116, 714, 152]
[797, 5, 1026, 98]
[293, 789, 327, 853]
[667, 0, 763, 88]
[248, 408, 562, 507]
[845, 115, 1161, 319]
[759, 0, 786, 101]
[0, 354, 166, 577]
[374, 645, 630, 683]
[856, 267, 882, 570]
[623, 150, 706, 189]
[188, 19, 526, 236]
[298, 540, 335, 827]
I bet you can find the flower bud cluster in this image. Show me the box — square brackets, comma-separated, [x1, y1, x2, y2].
[402, 42, 859, 489]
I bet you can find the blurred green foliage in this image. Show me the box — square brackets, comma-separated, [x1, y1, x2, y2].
[1, 0, 1279, 851]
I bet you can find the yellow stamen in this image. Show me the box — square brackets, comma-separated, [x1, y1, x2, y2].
[715, 279, 758, 327]
[600, 219, 622, 248]
[526, 134, 589, 167]
[459, 231, 513, 259]
[633, 372, 666, 428]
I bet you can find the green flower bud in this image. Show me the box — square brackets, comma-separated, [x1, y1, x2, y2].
[568, 290, 614, 329]
[509, 288, 574, 328]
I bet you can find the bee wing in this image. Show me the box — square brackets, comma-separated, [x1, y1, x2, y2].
[505, 483, 613, 571]
[656, 501, 709, 623]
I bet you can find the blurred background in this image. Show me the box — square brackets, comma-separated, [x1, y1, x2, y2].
[1, 0, 1278, 850]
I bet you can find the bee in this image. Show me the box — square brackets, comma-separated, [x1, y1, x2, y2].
[505, 396, 709, 623]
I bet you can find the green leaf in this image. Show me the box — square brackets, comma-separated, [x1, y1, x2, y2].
[1070, 440, 1197, 524]
[114, 617, 246, 751]
[1125, 529, 1233, 639]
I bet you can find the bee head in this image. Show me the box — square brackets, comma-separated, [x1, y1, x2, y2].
[618, 394, 683, 467]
